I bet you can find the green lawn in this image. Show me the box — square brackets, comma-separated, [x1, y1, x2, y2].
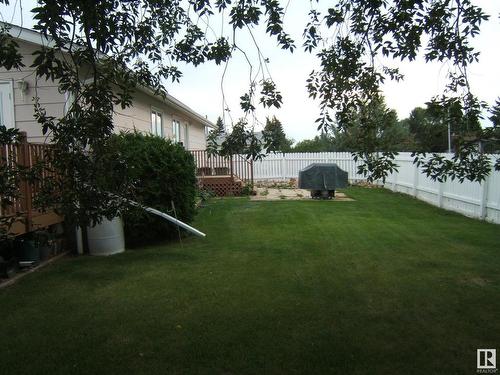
[1, 187, 499, 374]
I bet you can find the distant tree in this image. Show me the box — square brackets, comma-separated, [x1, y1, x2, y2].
[401, 101, 498, 181]
[483, 99, 500, 154]
[384, 120, 416, 152]
[406, 107, 448, 152]
[427, 98, 482, 135]
[262, 116, 293, 152]
[326, 96, 414, 179]
[207, 118, 279, 159]
[215, 117, 225, 134]
[403, 100, 483, 153]
[331, 98, 414, 153]
[490, 99, 500, 127]
[207, 119, 248, 156]
[293, 98, 415, 154]
[292, 133, 335, 152]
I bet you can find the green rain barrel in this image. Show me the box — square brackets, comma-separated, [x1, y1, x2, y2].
[18, 240, 40, 262]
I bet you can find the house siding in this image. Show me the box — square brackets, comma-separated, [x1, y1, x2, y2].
[0, 40, 67, 142]
[189, 123, 206, 150]
[0, 38, 212, 149]
[113, 90, 208, 150]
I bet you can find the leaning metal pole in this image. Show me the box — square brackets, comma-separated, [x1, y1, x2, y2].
[127, 200, 206, 238]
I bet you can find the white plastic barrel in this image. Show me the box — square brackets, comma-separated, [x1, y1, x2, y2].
[87, 217, 125, 256]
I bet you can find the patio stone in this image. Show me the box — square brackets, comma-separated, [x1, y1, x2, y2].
[251, 187, 354, 201]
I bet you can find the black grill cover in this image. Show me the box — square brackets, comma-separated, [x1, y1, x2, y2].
[298, 163, 348, 190]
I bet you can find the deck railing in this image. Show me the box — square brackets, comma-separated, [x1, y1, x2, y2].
[1, 132, 58, 234]
[190, 150, 254, 186]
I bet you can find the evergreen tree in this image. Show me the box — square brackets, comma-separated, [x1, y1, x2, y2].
[262, 116, 293, 152]
[215, 117, 225, 134]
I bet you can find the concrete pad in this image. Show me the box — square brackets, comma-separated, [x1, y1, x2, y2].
[250, 187, 354, 201]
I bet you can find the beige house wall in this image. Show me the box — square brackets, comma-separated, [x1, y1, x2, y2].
[113, 90, 207, 150]
[188, 123, 207, 150]
[0, 39, 211, 149]
[0, 40, 67, 142]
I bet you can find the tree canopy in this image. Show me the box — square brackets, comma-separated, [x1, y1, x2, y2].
[331, 98, 415, 153]
[293, 134, 336, 153]
[405, 107, 448, 153]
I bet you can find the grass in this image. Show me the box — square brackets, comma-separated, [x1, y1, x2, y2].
[0, 187, 499, 374]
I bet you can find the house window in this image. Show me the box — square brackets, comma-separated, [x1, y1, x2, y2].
[0, 81, 14, 128]
[172, 119, 181, 143]
[183, 123, 189, 149]
[64, 91, 75, 115]
[151, 109, 163, 137]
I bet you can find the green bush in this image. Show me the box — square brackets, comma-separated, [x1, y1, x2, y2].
[107, 132, 197, 246]
[241, 183, 254, 196]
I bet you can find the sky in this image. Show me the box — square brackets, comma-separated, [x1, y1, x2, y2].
[1, 0, 499, 142]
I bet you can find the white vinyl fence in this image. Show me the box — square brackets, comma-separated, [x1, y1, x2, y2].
[384, 153, 500, 224]
[253, 152, 367, 181]
[253, 152, 500, 224]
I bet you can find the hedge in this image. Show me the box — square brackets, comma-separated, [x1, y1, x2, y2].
[107, 132, 197, 246]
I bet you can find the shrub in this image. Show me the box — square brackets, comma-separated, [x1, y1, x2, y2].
[107, 132, 197, 246]
[241, 183, 254, 196]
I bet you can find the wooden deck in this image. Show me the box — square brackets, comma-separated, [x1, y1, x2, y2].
[190, 151, 253, 197]
[7, 211, 63, 236]
[2, 145, 253, 236]
[196, 175, 244, 197]
[1, 133, 63, 236]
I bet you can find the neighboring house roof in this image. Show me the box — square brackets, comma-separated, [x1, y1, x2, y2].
[1, 22, 216, 129]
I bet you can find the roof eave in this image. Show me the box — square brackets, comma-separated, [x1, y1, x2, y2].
[136, 85, 215, 128]
[1, 22, 216, 129]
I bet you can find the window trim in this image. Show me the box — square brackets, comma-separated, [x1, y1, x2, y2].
[183, 122, 189, 149]
[64, 91, 75, 115]
[151, 107, 163, 137]
[0, 79, 15, 129]
[172, 118, 181, 143]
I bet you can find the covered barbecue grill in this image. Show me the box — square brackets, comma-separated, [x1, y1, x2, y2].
[298, 163, 348, 199]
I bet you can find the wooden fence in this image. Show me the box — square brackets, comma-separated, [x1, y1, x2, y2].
[0, 132, 62, 235]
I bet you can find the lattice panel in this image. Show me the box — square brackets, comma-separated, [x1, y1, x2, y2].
[198, 177, 243, 197]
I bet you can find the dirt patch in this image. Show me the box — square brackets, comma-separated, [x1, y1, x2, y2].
[255, 179, 298, 189]
[250, 187, 354, 201]
[350, 180, 383, 188]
